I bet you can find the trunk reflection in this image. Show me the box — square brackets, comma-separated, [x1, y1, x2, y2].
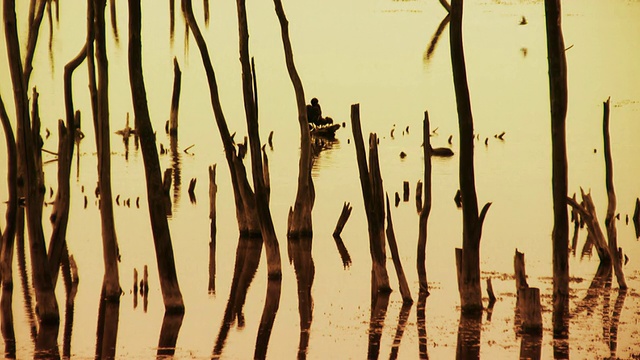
[288, 236, 314, 359]
[157, 312, 184, 358]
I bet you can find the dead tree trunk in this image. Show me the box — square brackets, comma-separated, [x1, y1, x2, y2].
[350, 104, 391, 293]
[385, 195, 413, 303]
[0, 96, 18, 287]
[417, 111, 432, 294]
[128, 0, 185, 313]
[208, 165, 217, 293]
[3, 0, 59, 323]
[450, 0, 492, 314]
[544, 0, 570, 337]
[236, 0, 282, 278]
[602, 98, 626, 289]
[168, 57, 181, 136]
[92, 0, 121, 300]
[272, 0, 314, 237]
[183, 0, 260, 236]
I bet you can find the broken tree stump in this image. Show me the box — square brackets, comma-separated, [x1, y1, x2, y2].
[417, 111, 432, 294]
[168, 57, 181, 136]
[385, 194, 412, 304]
[518, 287, 543, 335]
[333, 202, 352, 238]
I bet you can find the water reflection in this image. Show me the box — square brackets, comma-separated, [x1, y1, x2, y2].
[16, 213, 37, 343]
[455, 311, 481, 360]
[95, 292, 120, 359]
[34, 322, 59, 360]
[212, 236, 262, 358]
[367, 292, 390, 360]
[253, 277, 282, 359]
[170, 136, 181, 210]
[310, 137, 340, 175]
[424, 14, 450, 64]
[157, 312, 184, 358]
[416, 291, 428, 359]
[389, 303, 412, 360]
[331, 235, 352, 268]
[519, 334, 542, 360]
[287, 236, 314, 359]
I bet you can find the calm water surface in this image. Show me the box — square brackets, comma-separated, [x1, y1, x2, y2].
[0, 0, 639, 358]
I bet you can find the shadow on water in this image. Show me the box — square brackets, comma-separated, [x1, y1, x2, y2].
[367, 292, 390, 360]
[423, 14, 451, 64]
[331, 234, 352, 268]
[157, 312, 184, 358]
[455, 311, 481, 360]
[212, 236, 262, 358]
[95, 290, 120, 359]
[1, 285, 16, 359]
[170, 136, 181, 211]
[416, 291, 428, 359]
[287, 236, 315, 359]
[254, 278, 281, 359]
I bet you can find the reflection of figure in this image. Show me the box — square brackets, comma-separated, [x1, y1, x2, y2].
[306, 98, 333, 127]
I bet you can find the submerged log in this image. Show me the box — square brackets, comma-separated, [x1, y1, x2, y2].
[128, 0, 184, 312]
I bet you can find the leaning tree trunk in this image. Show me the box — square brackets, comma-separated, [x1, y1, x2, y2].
[4, 0, 59, 324]
[92, 0, 121, 300]
[236, 0, 282, 278]
[544, 0, 569, 338]
[450, 0, 491, 314]
[602, 98, 626, 289]
[272, 0, 314, 237]
[128, 0, 185, 313]
[0, 96, 18, 287]
[182, 0, 260, 236]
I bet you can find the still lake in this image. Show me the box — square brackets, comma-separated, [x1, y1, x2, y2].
[1, 0, 639, 358]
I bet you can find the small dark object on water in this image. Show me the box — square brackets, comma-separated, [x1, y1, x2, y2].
[390, 128, 395, 139]
[495, 131, 506, 140]
[520, 16, 527, 25]
[431, 147, 454, 157]
[45, 127, 50, 139]
[400, 151, 407, 159]
[342, 122, 346, 128]
[593, 148, 597, 153]
[625, 254, 629, 265]
[136, 196, 140, 208]
[485, 138, 489, 145]
[268, 130, 274, 148]
[395, 192, 400, 207]
[616, 213, 620, 220]
[406, 125, 410, 134]
[116, 195, 120, 206]
[125, 198, 130, 207]
[448, 135, 453, 144]
[81, 185, 85, 193]
[160, 143, 165, 154]
[49, 187, 53, 198]
[625, 214, 629, 225]
[454, 189, 462, 208]
[84, 195, 88, 209]
[95, 184, 100, 198]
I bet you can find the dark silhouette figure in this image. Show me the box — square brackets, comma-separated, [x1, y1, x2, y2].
[306, 98, 333, 126]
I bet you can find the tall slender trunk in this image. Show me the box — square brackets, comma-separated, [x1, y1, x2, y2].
[128, 0, 185, 312]
[544, 0, 569, 338]
[93, 0, 121, 299]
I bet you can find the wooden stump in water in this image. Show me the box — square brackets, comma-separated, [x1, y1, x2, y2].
[332, 202, 352, 238]
[402, 181, 410, 202]
[168, 57, 181, 136]
[518, 287, 542, 335]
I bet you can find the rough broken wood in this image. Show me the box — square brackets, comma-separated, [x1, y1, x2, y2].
[385, 194, 412, 303]
[168, 57, 181, 136]
[333, 202, 352, 238]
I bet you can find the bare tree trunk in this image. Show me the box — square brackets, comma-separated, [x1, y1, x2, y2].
[544, 0, 569, 338]
[168, 57, 181, 136]
[602, 98, 626, 289]
[182, 0, 260, 236]
[93, 0, 121, 300]
[350, 104, 391, 293]
[128, 0, 185, 313]
[272, 0, 314, 237]
[417, 111, 432, 294]
[236, 0, 282, 278]
[450, 0, 491, 314]
[3, 0, 59, 324]
[0, 96, 18, 287]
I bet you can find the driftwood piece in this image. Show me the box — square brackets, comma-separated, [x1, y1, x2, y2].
[602, 97, 627, 289]
[168, 57, 181, 136]
[567, 190, 611, 264]
[385, 194, 413, 303]
[128, 0, 185, 313]
[350, 104, 391, 293]
[236, 0, 282, 278]
[450, 0, 491, 313]
[417, 111, 432, 294]
[333, 202, 352, 237]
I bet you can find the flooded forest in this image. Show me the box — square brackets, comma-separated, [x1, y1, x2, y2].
[1, 0, 639, 358]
